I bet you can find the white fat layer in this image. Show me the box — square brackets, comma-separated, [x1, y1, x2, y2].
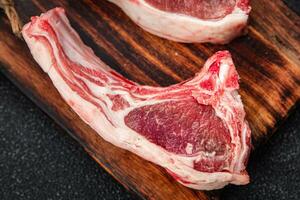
[108, 0, 250, 43]
[22, 26, 52, 73]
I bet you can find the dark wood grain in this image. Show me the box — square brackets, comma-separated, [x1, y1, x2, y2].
[0, 0, 299, 199]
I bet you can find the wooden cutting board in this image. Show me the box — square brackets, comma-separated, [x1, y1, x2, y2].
[0, 0, 299, 199]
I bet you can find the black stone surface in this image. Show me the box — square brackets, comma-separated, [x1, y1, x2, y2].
[0, 1, 299, 199]
[284, 0, 300, 14]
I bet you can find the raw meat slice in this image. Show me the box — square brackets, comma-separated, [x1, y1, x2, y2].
[22, 7, 251, 190]
[144, 0, 237, 20]
[108, 0, 251, 44]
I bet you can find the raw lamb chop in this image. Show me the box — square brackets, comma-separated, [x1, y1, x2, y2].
[108, 0, 251, 44]
[22, 7, 251, 190]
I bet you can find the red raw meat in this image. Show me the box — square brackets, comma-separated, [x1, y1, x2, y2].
[22, 8, 251, 190]
[108, 0, 251, 43]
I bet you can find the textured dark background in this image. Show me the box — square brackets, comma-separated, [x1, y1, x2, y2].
[0, 1, 299, 199]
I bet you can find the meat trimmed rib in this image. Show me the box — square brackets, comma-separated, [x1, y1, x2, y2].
[22, 8, 251, 190]
[108, 0, 251, 44]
